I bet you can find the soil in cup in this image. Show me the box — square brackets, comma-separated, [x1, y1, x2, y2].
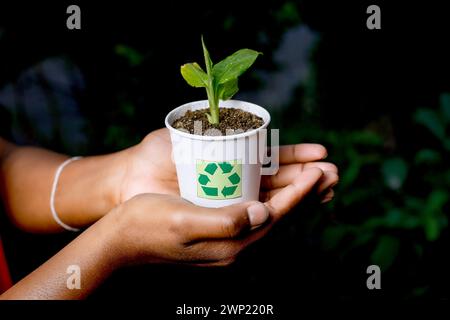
[172, 108, 264, 135]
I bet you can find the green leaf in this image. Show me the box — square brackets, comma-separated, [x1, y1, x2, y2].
[385, 208, 402, 227]
[422, 190, 448, 241]
[425, 190, 448, 215]
[275, 2, 301, 24]
[212, 49, 261, 84]
[218, 79, 239, 100]
[201, 36, 219, 124]
[386, 208, 420, 229]
[370, 235, 400, 271]
[340, 159, 360, 188]
[424, 217, 439, 241]
[414, 149, 442, 165]
[381, 157, 408, 190]
[201, 36, 213, 77]
[349, 131, 383, 146]
[414, 108, 445, 140]
[180, 63, 209, 88]
[114, 44, 143, 67]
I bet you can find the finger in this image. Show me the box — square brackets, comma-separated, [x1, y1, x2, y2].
[261, 162, 337, 189]
[260, 189, 279, 202]
[317, 171, 339, 194]
[261, 168, 337, 201]
[321, 189, 335, 203]
[305, 162, 338, 174]
[323, 188, 334, 197]
[180, 201, 270, 241]
[187, 222, 276, 263]
[261, 176, 338, 202]
[264, 167, 324, 221]
[190, 217, 283, 264]
[277, 144, 327, 164]
[261, 164, 301, 189]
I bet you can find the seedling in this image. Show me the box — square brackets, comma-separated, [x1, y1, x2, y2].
[180, 37, 261, 124]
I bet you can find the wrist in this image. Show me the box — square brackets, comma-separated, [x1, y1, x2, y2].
[94, 150, 128, 211]
[94, 208, 125, 272]
[56, 150, 127, 227]
[101, 203, 134, 269]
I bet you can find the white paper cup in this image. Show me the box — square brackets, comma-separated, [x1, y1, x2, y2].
[165, 100, 271, 208]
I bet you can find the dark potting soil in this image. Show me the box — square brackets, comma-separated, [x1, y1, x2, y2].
[172, 108, 264, 136]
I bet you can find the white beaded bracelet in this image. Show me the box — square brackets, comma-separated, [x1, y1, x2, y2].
[50, 156, 82, 232]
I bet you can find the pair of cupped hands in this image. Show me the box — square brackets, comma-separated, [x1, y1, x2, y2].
[100, 128, 338, 268]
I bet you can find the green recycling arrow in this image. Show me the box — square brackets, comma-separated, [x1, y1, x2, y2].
[221, 185, 238, 197]
[202, 186, 218, 196]
[228, 172, 240, 184]
[197, 159, 242, 200]
[198, 174, 210, 185]
[204, 163, 218, 175]
[219, 162, 233, 173]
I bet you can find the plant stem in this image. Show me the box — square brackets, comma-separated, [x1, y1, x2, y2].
[206, 86, 219, 124]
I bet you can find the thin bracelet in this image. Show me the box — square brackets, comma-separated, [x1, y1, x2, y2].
[50, 156, 82, 232]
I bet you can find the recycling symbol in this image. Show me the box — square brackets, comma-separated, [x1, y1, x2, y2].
[196, 160, 242, 200]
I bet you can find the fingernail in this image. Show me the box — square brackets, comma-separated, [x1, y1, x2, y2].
[247, 202, 270, 227]
[321, 197, 333, 204]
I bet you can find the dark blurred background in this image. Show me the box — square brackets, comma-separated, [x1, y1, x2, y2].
[1, 0, 449, 303]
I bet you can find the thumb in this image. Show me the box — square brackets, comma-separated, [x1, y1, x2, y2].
[185, 201, 270, 241]
[217, 201, 270, 229]
[265, 167, 324, 221]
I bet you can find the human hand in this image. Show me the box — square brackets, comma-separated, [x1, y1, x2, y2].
[107, 193, 270, 267]
[117, 129, 338, 205]
[108, 158, 331, 267]
[117, 129, 179, 204]
[260, 144, 338, 207]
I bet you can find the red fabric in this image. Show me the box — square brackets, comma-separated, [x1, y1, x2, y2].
[0, 236, 13, 294]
